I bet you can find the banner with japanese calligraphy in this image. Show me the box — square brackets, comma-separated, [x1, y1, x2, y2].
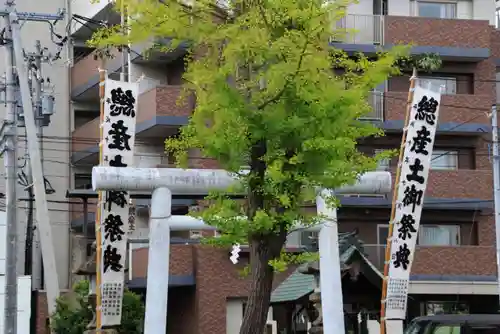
[385, 84, 441, 320]
[99, 78, 138, 326]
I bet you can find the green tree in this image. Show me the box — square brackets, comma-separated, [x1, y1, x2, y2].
[90, 1, 408, 333]
[50, 280, 144, 334]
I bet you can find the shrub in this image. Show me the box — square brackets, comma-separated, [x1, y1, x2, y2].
[51, 280, 144, 334]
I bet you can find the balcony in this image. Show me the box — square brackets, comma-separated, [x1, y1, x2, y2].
[384, 16, 491, 50]
[364, 244, 495, 276]
[389, 169, 492, 200]
[71, 117, 100, 157]
[426, 170, 492, 199]
[71, 85, 191, 164]
[332, 14, 383, 45]
[71, 42, 187, 101]
[137, 86, 194, 124]
[330, 14, 490, 61]
[384, 91, 491, 127]
[71, 48, 122, 101]
[70, 0, 117, 38]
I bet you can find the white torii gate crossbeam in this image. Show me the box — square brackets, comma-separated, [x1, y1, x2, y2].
[92, 167, 392, 334]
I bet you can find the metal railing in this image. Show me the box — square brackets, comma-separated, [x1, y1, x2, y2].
[359, 91, 384, 121]
[331, 14, 384, 45]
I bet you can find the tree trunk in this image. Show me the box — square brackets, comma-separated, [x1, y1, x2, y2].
[240, 138, 286, 334]
[239, 236, 282, 334]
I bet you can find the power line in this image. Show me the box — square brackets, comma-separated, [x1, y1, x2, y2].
[11, 95, 496, 147]
[5, 108, 493, 169]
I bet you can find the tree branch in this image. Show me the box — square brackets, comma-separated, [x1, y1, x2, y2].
[256, 35, 309, 110]
[256, 2, 315, 110]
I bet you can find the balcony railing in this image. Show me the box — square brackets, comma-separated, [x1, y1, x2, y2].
[359, 91, 384, 121]
[331, 14, 384, 45]
[71, 117, 100, 153]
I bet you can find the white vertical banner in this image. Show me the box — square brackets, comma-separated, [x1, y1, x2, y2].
[385, 84, 441, 320]
[99, 79, 138, 326]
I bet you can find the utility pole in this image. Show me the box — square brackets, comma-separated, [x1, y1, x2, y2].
[9, 10, 60, 318]
[0, 4, 64, 331]
[1, 0, 18, 332]
[24, 40, 46, 281]
[491, 104, 500, 304]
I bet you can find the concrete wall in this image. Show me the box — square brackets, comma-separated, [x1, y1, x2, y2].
[226, 299, 244, 334]
[473, 0, 496, 24]
[225, 302, 276, 334]
[130, 63, 169, 95]
[0, 0, 71, 289]
[347, 0, 373, 15]
[388, 0, 411, 16]
[134, 142, 167, 167]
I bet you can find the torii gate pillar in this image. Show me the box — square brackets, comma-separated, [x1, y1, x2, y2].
[92, 167, 391, 334]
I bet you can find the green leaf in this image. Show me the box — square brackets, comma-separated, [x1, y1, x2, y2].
[50, 280, 145, 334]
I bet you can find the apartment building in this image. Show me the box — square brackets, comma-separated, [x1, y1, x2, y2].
[32, 0, 500, 332]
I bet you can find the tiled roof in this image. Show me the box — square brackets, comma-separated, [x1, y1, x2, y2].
[270, 231, 376, 303]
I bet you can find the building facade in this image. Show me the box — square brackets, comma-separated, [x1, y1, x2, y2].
[0, 0, 72, 292]
[34, 0, 500, 332]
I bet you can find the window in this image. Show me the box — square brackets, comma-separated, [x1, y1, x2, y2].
[374, 149, 390, 171]
[468, 326, 500, 334]
[418, 1, 457, 19]
[377, 224, 389, 245]
[375, 225, 389, 268]
[300, 231, 318, 249]
[419, 77, 457, 95]
[433, 325, 460, 334]
[425, 301, 469, 315]
[431, 150, 458, 170]
[404, 322, 422, 334]
[364, 91, 384, 120]
[419, 225, 460, 246]
[74, 173, 92, 189]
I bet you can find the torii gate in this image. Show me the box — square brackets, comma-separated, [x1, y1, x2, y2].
[91, 167, 391, 334]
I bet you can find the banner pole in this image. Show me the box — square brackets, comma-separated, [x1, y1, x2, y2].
[96, 60, 106, 332]
[380, 68, 417, 334]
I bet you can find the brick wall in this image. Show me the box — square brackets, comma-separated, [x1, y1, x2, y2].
[385, 89, 493, 125]
[384, 16, 491, 48]
[35, 291, 49, 334]
[132, 245, 194, 277]
[192, 245, 294, 334]
[35, 290, 71, 334]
